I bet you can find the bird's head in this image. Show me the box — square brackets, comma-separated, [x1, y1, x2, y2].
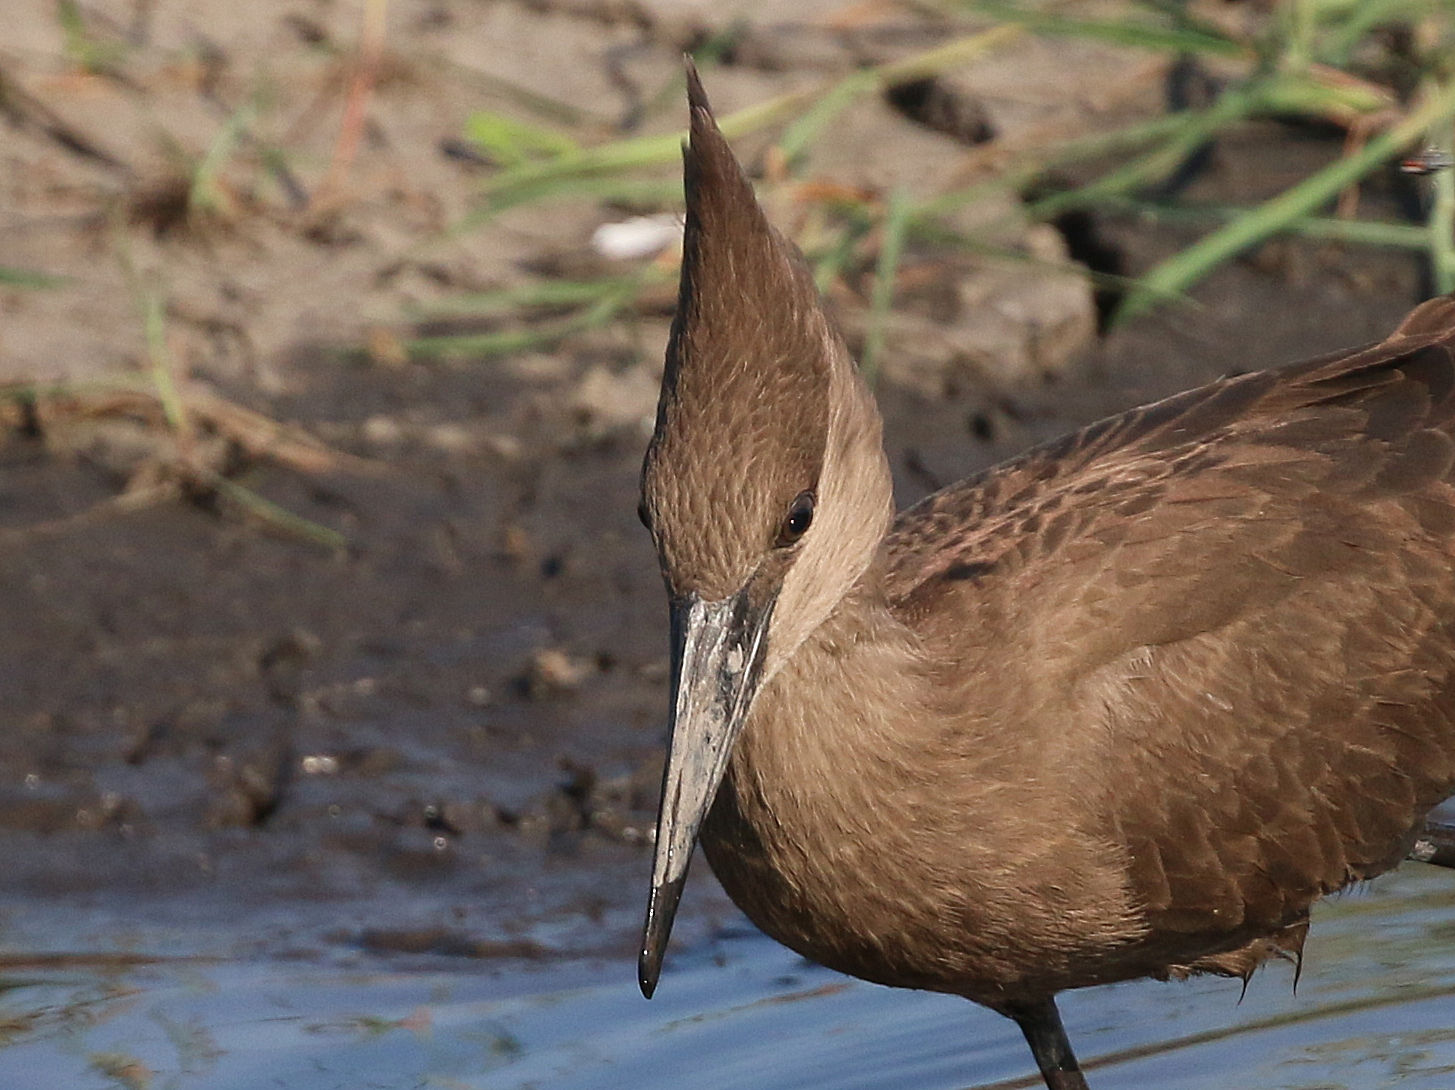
[637, 63, 893, 997]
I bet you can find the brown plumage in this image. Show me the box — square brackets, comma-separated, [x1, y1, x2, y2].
[638, 64, 1455, 1090]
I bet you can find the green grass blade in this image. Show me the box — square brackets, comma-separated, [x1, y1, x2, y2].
[208, 475, 347, 551]
[907, 217, 1159, 298]
[455, 176, 682, 226]
[1428, 164, 1455, 293]
[958, 0, 1247, 59]
[777, 70, 880, 167]
[1253, 67, 1393, 127]
[473, 25, 1022, 219]
[475, 90, 815, 213]
[463, 111, 578, 167]
[918, 110, 1202, 220]
[867, 24, 1025, 85]
[410, 266, 675, 318]
[57, 0, 126, 72]
[404, 323, 580, 358]
[405, 276, 643, 359]
[1425, 99, 1455, 294]
[861, 189, 913, 386]
[144, 292, 189, 435]
[811, 222, 869, 293]
[927, 71, 1362, 227]
[1278, 0, 1317, 72]
[190, 99, 257, 215]
[1321, 0, 1442, 64]
[0, 266, 66, 289]
[1027, 82, 1266, 222]
[1092, 195, 1430, 249]
[1120, 78, 1455, 322]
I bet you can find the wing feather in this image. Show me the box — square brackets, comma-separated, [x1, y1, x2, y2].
[884, 297, 1455, 965]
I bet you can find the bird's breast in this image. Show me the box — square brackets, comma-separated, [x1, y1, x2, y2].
[696, 671, 1152, 1003]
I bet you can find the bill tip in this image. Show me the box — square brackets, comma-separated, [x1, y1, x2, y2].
[638, 950, 661, 998]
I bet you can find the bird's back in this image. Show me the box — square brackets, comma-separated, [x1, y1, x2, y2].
[882, 295, 1455, 982]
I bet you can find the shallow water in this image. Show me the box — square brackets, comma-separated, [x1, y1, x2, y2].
[2, 863, 1452, 1090]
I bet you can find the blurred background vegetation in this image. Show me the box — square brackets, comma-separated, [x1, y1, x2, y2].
[5, 2, 1455, 548]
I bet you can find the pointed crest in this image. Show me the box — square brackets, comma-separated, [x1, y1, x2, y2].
[665, 61, 831, 404]
[641, 62, 841, 598]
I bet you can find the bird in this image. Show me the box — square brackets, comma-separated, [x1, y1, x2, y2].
[636, 63, 1455, 1090]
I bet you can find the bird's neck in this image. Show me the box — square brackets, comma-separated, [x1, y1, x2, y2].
[701, 564, 973, 977]
[734, 559, 995, 802]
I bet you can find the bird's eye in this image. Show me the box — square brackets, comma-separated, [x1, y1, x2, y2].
[777, 491, 816, 547]
[637, 501, 651, 530]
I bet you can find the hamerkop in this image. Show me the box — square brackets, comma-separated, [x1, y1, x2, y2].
[637, 67, 1455, 1090]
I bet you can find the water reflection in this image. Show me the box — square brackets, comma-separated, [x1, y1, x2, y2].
[0, 864, 1450, 1089]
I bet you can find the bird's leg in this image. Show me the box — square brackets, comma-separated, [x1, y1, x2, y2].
[999, 996, 1090, 1090]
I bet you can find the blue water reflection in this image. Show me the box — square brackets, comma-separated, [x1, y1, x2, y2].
[0, 863, 1450, 1089]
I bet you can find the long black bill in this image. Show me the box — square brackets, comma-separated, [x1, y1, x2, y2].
[638, 586, 775, 997]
